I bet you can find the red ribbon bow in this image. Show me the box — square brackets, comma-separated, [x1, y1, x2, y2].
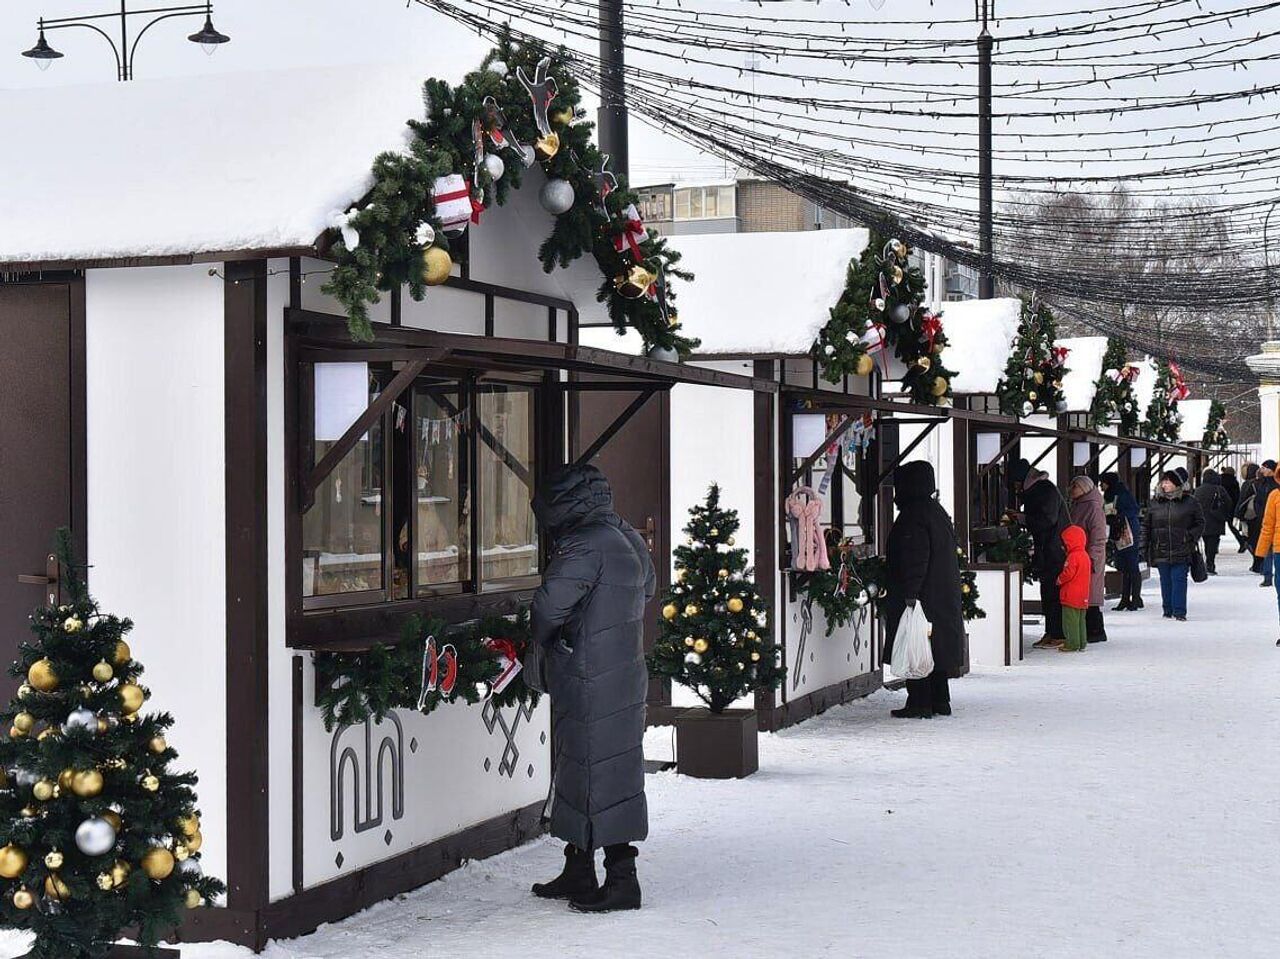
[484, 637, 520, 663]
[1052, 345, 1071, 366]
[612, 203, 646, 261]
[1169, 362, 1190, 402]
[920, 312, 943, 352]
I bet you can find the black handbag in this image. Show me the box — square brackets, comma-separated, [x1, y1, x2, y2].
[1190, 544, 1208, 583]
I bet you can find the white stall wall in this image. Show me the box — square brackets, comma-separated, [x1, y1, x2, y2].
[1260, 384, 1280, 457]
[967, 568, 1022, 668]
[85, 264, 229, 886]
[780, 591, 876, 700]
[299, 665, 550, 889]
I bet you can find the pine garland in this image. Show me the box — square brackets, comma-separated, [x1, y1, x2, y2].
[1202, 398, 1230, 449]
[791, 533, 886, 636]
[811, 231, 956, 405]
[648, 485, 784, 713]
[1141, 360, 1184, 443]
[960, 564, 986, 622]
[320, 35, 697, 356]
[1090, 336, 1142, 435]
[997, 297, 1070, 417]
[313, 609, 537, 731]
[978, 512, 1038, 582]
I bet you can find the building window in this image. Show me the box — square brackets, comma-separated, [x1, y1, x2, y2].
[302, 365, 540, 609]
[674, 185, 736, 221]
[637, 189, 671, 223]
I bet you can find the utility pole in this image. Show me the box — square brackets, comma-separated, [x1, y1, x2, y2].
[977, 0, 995, 299]
[598, 0, 629, 179]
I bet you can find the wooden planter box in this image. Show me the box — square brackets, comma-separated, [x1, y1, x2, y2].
[674, 708, 759, 779]
[19, 947, 178, 958]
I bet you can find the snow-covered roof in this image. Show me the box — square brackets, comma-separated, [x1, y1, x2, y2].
[673, 229, 870, 355]
[1133, 356, 1161, 414]
[936, 297, 1021, 394]
[1058, 336, 1109, 412]
[1178, 399, 1212, 444]
[0, 62, 428, 264]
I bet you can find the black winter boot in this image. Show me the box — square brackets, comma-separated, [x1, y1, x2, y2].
[533, 845, 598, 901]
[570, 845, 641, 913]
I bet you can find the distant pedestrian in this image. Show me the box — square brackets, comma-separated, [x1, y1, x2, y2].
[883, 461, 964, 719]
[1057, 525, 1092, 652]
[1012, 459, 1071, 649]
[1099, 472, 1143, 611]
[1069, 475, 1108, 642]
[1192, 469, 1232, 575]
[1219, 466, 1247, 552]
[1252, 460, 1278, 586]
[1144, 470, 1206, 622]
[1238, 462, 1262, 562]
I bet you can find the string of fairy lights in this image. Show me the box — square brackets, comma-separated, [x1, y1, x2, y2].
[406, 0, 1280, 379]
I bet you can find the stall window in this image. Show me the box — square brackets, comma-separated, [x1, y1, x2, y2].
[302, 365, 541, 611]
[788, 410, 871, 553]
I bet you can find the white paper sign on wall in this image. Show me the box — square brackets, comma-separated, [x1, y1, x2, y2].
[1073, 441, 1091, 467]
[975, 432, 1003, 465]
[1131, 447, 1148, 467]
[315, 362, 369, 442]
[791, 414, 829, 461]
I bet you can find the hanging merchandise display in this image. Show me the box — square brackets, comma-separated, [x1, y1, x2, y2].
[791, 533, 887, 637]
[785, 486, 830, 572]
[321, 40, 697, 356]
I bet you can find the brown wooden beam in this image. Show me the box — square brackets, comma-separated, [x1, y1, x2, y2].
[872, 419, 941, 490]
[976, 433, 1022, 480]
[1027, 436, 1061, 470]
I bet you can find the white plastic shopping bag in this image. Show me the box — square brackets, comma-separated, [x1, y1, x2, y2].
[889, 605, 934, 681]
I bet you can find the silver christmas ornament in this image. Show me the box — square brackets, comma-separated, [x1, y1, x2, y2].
[63, 708, 97, 735]
[176, 857, 203, 879]
[483, 153, 505, 182]
[539, 178, 575, 215]
[75, 817, 118, 856]
[891, 304, 912, 324]
[684, 652, 703, 665]
[488, 60, 508, 75]
[14, 767, 39, 789]
[647, 344, 680, 363]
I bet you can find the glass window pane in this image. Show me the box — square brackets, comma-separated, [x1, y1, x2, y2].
[718, 186, 736, 217]
[703, 188, 718, 218]
[688, 188, 704, 219]
[674, 189, 691, 219]
[303, 416, 384, 599]
[479, 386, 538, 581]
[415, 387, 469, 588]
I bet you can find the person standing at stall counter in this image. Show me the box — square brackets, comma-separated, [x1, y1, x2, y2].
[1068, 475, 1109, 643]
[1011, 459, 1071, 649]
[883, 461, 965, 719]
[1099, 472, 1143, 611]
[526, 464, 656, 913]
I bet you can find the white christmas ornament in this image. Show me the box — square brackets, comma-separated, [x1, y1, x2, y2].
[539, 178, 575, 215]
[488, 60, 508, 75]
[414, 222, 436, 246]
[684, 652, 703, 665]
[75, 817, 117, 856]
[483, 153, 505, 182]
[63, 708, 97, 734]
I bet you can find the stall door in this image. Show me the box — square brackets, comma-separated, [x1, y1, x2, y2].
[572, 386, 670, 708]
[0, 280, 84, 698]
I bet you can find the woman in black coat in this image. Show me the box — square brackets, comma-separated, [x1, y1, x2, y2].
[528, 464, 655, 912]
[883, 461, 964, 719]
[1192, 469, 1232, 574]
[1099, 472, 1143, 610]
[1143, 470, 1205, 621]
[1015, 463, 1071, 647]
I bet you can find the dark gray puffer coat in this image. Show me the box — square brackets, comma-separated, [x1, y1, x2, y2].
[531, 465, 656, 851]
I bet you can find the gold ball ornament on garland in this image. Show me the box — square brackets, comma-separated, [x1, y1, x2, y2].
[92, 660, 114, 682]
[613, 263, 657, 300]
[0, 844, 28, 879]
[141, 774, 161, 793]
[58, 769, 75, 791]
[1033, 371, 1045, 384]
[174, 843, 190, 862]
[855, 353, 876, 376]
[113, 640, 131, 666]
[661, 604, 678, 621]
[71, 769, 104, 798]
[931, 377, 950, 398]
[13, 712, 34, 734]
[549, 106, 574, 127]
[185, 888, 204, 909]
[9, 726, 24, 740]
[533, 131, 560, 161]
[110, 860, 131, 887]
[63, 616, 83, 633]
[119, 683, 145, 714]
[149, 735, 168, 754]
[102, 811, 123, 833]
[916, 356, 932, 372]
[97, 871, 116, 891]
[142, 847, 176, 881]
[12, 888, 34, 910]
[684, 604, 698, 617]
[177, 814, 201, 839]
[44, 851, 64, 870]
[421, 246, 453, 287]
[28, 658, 58, 692]
[962, 584, 971, 594]
[44, 873, 71, 901]
[727, 597, 745, 613]
[32, 780, 55, 801]
[185, 831, 204, 854]
[692, 638, 709, 654]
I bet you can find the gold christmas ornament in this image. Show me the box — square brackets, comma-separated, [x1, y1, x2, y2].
[97, 719, 109, 734]
[141, 775, 160, 793]
[710, 528, 719, 536]
[0, 844, 28, 879]
[613, 263, 657, 300]
[727, 597, 745, 614]
[661, 604, 678, 621]
[13, 712, 34, 734]
[692, 638, 709, 655]
[44, 851, 64, 870]
[8, 727, 24, 740]
[12, 888, 34, 910]
[71, 769, 105, 798]
[177, 814, 200, 839]
[855, 353, 876, 376]
[44, 873, 71, 901]
[28, 659, 58, 692]
[962, 584, 971, 594]
[533, 131, 560, 161]
[113, 640, 131, 666]
[63, 616, 83, 633]
[727, 536, 736, 546]
[421, 246, 453, 286]
[1028, 391, 1038, 401]
[185, 831, 204, 854]
[92, 661, 114, 683]
[931, 376, 950, 397]
[751, 651, 762, 662]
[891, 266, 904, 284]
[118, 684, 145, 715]
[97, 872, 116, 891]
[110, 860, 131, 887]
[149, 736, 168, 754]
[102, 811, 123, 833]
[32, 780, 55, 802]
[142, 847, 176, 881]
[58, 769, 75, 790]
[20, 806, 38, 819]
[717, 569, 729, 579]
[1033, 371, 1045, 384]
[916, 356, 932, 371]
[684, 604, 698, 617]
[550, 107, 574, 127]
[174, 844, 190, 862]
[185, 888, 204, 909]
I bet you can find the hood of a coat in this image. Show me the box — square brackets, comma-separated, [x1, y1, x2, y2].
[532, 464, 614, 535]
[1070, 475, 1097, 498]
[1203, 469, 1220, 486]
[893, 460, 937, 508]
[1061, 525, 1087, 553]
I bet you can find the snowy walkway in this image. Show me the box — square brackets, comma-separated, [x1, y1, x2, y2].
[9, 553, 1280, 959]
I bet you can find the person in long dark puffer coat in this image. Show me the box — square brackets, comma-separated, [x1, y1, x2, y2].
[1219, 466, 1247, 551]
[1238, 462, 1262, 563]
[1099, 472, 1143, 610]
[527, 464, 655, 913]
[1192, 469, 1232, 574]
[882, 461, 964, 719]
[1253, 460, 1278, 585]
[1144, 470, 1205, 621]
[1012, 460, 1071, 649]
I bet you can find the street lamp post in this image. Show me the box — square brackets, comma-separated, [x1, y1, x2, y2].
[1264, 198, 1280, 340]
[22, 1, 230, 81]
[977, 0, 996, 300]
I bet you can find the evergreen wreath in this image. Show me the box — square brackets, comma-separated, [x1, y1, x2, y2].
[313, 609, 537, 731]
[1141, 360, 1184, 443]
[997, 297, 1070, 417]
[1202, 399, 1229, 449]
[1090, 336, 1142, 435]
[811, 231, 956, 405]
[320, 35, 697, 357]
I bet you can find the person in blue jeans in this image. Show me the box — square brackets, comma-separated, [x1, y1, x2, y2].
[1142, 471, 1205, 621]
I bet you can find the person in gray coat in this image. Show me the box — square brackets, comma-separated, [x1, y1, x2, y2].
[1069, 475, 1109, 643]
[528, 464, 656, 913]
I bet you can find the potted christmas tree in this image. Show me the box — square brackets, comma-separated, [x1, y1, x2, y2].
[0, 531, 223, 959]
[648, 486, 783, 779]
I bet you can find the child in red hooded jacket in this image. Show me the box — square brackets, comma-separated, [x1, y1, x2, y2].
[1057, 525, 1091, 652]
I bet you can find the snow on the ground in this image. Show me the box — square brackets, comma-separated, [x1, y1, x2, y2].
[5, 552, 1278, 959]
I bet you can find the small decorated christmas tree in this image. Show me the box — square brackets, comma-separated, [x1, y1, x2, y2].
[1090, 336, 1141, 435]
[1142, 359, 1184, 443]
[997, 297, 1070, 416]
[1203, 399, 1229, 449]
[0, 531, 223, 959]
[649, 486, 783, 713]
